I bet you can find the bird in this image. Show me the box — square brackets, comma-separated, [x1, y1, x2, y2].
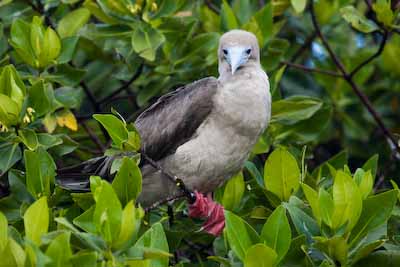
[57, 29, 271, 208]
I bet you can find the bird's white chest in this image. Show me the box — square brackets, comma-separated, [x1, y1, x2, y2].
[163, 68, 271, 191]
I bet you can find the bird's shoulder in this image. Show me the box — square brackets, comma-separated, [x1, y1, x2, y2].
[135, 77, 218, 122]
[134, 76, 218, 161]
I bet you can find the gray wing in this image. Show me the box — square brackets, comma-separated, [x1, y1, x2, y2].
[134, 77, 218, 161]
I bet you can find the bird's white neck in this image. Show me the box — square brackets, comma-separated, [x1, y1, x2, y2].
[218, 61, 261, 83]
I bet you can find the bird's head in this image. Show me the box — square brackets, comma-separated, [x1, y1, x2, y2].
[218, 30, 260, 76]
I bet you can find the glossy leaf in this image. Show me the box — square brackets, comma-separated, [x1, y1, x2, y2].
[244, 243, 278, 267]
[331, 170, 363, 231]
[24, 197, 49, 245]
[93, 114, 128, 148]
[264, 147, 300, 201]
[112, 156, 142, 206]
[57, 8, 91, 38]
[260, 205, 291, 262]
[349, 190, 397, 247]
[222, 172, 245, 211]
[340, 6, 379, 33]
[224, 210, 260, 260]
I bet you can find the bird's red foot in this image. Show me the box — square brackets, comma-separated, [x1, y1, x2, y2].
[188, 191, 225, 236]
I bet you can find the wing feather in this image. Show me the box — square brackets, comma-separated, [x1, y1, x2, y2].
[135, 77, 218, 161]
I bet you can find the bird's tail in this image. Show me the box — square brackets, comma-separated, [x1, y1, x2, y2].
[56, 155, 115, 192]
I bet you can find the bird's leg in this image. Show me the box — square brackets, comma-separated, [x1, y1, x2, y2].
[167, 203, 174, 226]
[188, 191, 225, 236]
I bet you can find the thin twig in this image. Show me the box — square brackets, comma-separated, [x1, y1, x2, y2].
[290, 32, 317, 62]
[99, 64, 144, 104]
[141, 153, 196, 203]
[81, 121, 106, 153]
[281, 61, 343, 77]
[205, 0, 220, 14]
[349, 31, 388, 78]
[310, 0, 400, 156]
[144, 192, 186, 212]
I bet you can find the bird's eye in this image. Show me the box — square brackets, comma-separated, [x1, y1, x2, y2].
[246, 48, 252, 55]
[223, 49, 228, 55]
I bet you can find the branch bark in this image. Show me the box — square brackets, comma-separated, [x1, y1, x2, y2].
[281, 61, 343, 77]
[310, 0, 400, 156]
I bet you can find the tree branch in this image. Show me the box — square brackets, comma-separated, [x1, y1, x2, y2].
[99, 63, 144, 104]
[205, 0, 220, 14]
[141, 153, 196, 204]
[281, 61, 343, 77]
[310, 0, 400, 156]
[349, 30, 388, 78]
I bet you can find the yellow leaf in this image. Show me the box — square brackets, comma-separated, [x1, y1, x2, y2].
[43, 113, 57, 133]
[56, 110, 78, 131]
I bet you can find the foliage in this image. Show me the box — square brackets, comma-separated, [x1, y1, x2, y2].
[0, 0, 399, 266]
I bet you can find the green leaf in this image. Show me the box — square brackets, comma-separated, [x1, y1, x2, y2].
[284, 197, 320, 239]
[362, 154, 378, 181]
[354, 169, 373, 199]
[28, 80, 54, 116]
[0, 94, 20, 126]
[24, 147, 56, 198]
[224, 210, 260, 261]
[18, 128, 38, 151]
[372, 0, 394, 27]
[271, 96, 323, 125]
[131, 23, 165, 61]
[331, 170, 363, 231]
[0, 211, 7, 252]
[349, 190, 397, 247]
[93, 114, 128, 148]
[70, 251, 97, 267]
[291, 0, 307, 13]
[264, 147, 300, 201]
[113, 201, 144, 249]
[24, 197, 49, 245]
[44, 64, 86, 87]
[0, 64, 26, 110]
[45, 232, 72, 267]
[302, 183, 321, 225]
[92, 178, 122, 244]
[73, 206, 96, 234]
[10, 19, 35, 67]
[54, 87, 82, 109]
[112, 156, 142, 206]
[350, 239, 385, 264]
[0, 237, 26, 267]
[222, 172, 244, 211]
[220, 0, 239, 31]
[244, 243, 278, 267]
[340, 6, 379, 33]
[40, 27, 61, 66]
[318, 188, 334, 228]
[0, 142, 21, 174]
[128, 222, 169, 267]
[57, 8, 91, 38]
[314, 236, 348, 266]
[354, 250, 400, 267]
[260, 205, 291, 263]
[57, 36, 79, 64]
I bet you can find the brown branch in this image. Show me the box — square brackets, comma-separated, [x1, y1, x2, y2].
[349, 30, 388, 78]
[141, 153, 196, 204]
[144, 193, 186, 212]
[281, 61, 343, 77]
[290, 32, 317, 62]
[310, 0, 400, 156]
[205, 0, 220, 14]
[99, 63, 143, 104]
[80, 121, 105, 153]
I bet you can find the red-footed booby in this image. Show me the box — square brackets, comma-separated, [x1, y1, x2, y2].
[56, 30, 271, 234]
[136, 30, 271, 206]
